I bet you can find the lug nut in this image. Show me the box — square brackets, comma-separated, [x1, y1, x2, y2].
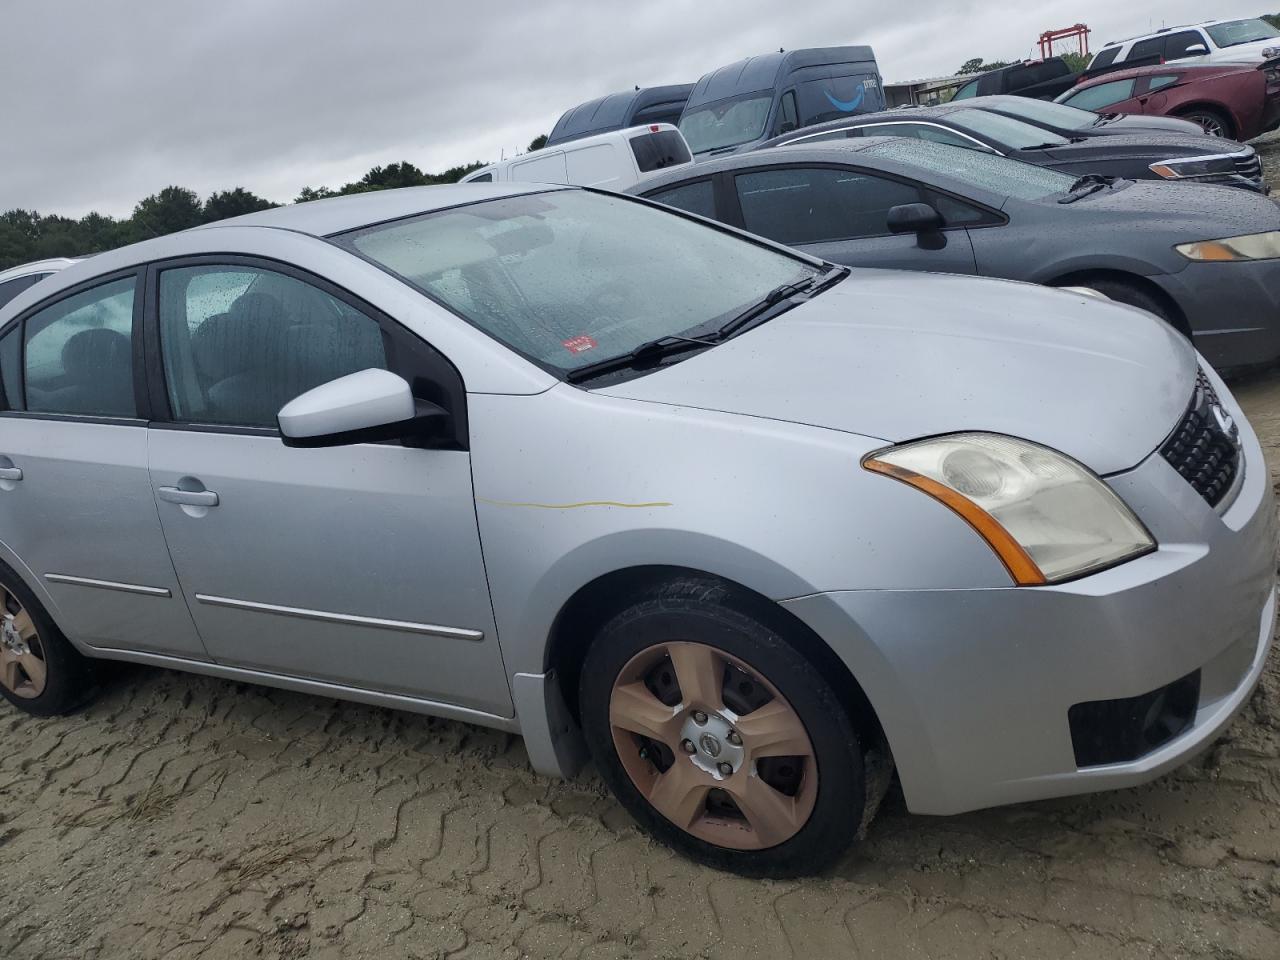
[717, 762, 733, 776]
[692, 711, 709, 725]
[681, 739, 696, 754]
[726, 730, 742, 746]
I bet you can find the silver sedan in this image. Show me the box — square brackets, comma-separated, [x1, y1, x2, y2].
[0, 184, 1272, 876]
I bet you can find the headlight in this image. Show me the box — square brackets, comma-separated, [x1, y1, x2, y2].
[1149, 156, 1237, 179]
[863, 433, 1154, 585]
[1175, 231, 1280, 262]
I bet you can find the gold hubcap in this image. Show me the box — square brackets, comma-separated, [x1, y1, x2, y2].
[0, 586, 46, 699]
[609, 641, 817, 850]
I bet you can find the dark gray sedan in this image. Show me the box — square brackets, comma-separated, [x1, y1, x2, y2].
[629, 138, 1280, 370]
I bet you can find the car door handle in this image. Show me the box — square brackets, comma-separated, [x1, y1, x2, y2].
[157, 486, 219, 507]
[0, 467, 21, 481]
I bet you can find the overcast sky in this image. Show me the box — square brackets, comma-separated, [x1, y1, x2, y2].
[2, 0, 1268, 218]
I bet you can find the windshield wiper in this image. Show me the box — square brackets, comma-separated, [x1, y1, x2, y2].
[565, 334, 717, 384]
[1058, 174, 1117, 203]
[715, 276, 822, 340]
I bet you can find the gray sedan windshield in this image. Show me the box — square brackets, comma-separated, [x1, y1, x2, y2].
[339, 190, 816, 372]
[865, 139, 1076, 200]
[948, 108, 1070, 149]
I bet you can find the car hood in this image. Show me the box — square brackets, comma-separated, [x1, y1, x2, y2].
[1089, 113, 1207, 137]
[1032, 131, 1248, 162]
[1061, 177, 1280, 229]
[597, 271, 1196, 475]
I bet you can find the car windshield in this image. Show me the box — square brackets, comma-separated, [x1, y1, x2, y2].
[679, 94, 773, 153]
[338, 190, 817, 375]
[865, 139, 1078, 201]
[977, 97, 1097, 131]
[1206, 18, 1280, 48]
[946, 108, 1071, 149]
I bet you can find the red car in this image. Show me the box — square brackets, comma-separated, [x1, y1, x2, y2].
[1056, 61, 1280, 141]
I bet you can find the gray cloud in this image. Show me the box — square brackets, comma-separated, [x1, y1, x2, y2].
[2, 0, 1264, 217]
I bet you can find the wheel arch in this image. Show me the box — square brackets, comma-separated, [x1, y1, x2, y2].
[1046, 268, 1192, 338]
[543, 564, 888, 754]
[1169, 100, 1238, 138]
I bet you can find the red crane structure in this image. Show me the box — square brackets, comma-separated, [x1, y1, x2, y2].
[1039, 23, 1090, 60]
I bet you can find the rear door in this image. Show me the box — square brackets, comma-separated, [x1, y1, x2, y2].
[0, 273, 206, 657]
[728, 164, 977, 274]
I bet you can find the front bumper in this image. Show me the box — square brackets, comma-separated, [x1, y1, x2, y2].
[784, 375, 1277, 816]
[1150, 258, 1280, 371]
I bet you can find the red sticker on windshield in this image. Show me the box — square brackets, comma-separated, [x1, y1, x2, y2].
[562, 335, 598, 355]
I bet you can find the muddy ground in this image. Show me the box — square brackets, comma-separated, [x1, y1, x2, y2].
[3, 380, 1280, 960]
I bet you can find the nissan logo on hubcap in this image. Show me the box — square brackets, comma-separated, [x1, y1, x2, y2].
[699, 733, 722, 757]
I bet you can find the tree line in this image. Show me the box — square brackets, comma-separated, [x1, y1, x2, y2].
[1, 134, 549, 272]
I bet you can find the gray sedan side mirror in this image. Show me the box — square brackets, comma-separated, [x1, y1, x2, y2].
[278, 368, 449, 448]
[887, 203, 945, 235]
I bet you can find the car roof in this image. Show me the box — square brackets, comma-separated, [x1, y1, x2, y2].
[547, 84, 694, 145]
[1068, 61, 1253, 88]
[196, 182, 566, 238]
[756, 106, 964, 147]
[630, 136, 1009, 205]
[0, 257, 79, 283]
[1101, 18, 1239, 48]
[685, 46, 878, 110]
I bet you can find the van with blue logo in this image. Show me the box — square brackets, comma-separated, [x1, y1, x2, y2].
[678, 47, 885, 157]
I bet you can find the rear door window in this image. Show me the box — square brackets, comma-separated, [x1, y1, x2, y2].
[1090, 47, 1120, 69]
[1129, 37, 1166, 61]
[23, 276, 137, 418]
[1061, 79, 1138, 111]
[644, 180, 717, 219]
[1164, 30, 1209, 61]
[0, 328, 20, 409]
[735, 167, 922, 244]
[629, 131, 692, 173]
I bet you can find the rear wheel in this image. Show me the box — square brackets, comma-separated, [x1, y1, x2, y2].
[580, 578, 867, 877]
[0, 562, 98, 716]
[1178, 107, 1233, 140]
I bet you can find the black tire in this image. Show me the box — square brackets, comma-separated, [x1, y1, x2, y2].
[0, 560, 99, 716]
[1177, 107, 1233, 140]
[580, 577, 866, 878]
[1079, 280, 1190, 340]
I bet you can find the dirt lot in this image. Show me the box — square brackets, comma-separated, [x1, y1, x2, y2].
[4, 385, 1280, 960]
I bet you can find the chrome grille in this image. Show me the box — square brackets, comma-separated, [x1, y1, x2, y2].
[1233, 150, 1263, 187]
[1159, 370, 1240, 508]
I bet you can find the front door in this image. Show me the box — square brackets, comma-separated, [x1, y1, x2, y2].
[0, 273, 206, 657]
[145, 260, 511, 716]
[731, 166, 977, 274]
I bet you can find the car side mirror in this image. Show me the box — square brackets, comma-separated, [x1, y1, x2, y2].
[887, 202, 945, 235]
[778, 120, 797, 134]
[277, 368, 450, 448]
[1183, 43, 1208, 55]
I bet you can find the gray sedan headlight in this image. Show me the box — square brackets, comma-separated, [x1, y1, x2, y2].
[864, 433, 1154, 585]
[1176, 231, 1280, 262]
[1149, 156, 1236, 180]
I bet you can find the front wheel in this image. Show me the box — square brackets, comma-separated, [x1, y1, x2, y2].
[580, 579, 867, 877]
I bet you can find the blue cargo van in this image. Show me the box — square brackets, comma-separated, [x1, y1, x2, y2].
[678, 46, 885, 157]
[547, 84, 696, 147]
